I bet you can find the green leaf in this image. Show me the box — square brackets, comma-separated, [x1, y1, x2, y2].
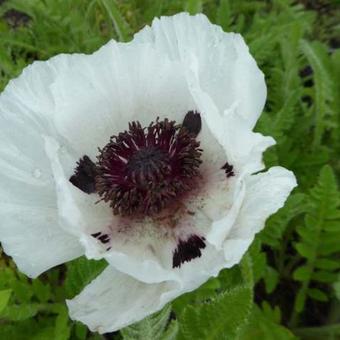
[301, 40, 334, 148]
[185, 0, 203, 14]
[216, 0, 231, 32]
[333, 276, 340, 301]
[0, 289, 12, 313]
[293, 266, 310, 282]
[239, 305, 297, 340]
[312, 270, 338, 283]
[307, 288, 328, 302]
[99, 0, 132, 41]
[54, 306, 71, 340]
[64, 256, 107, 298]
[121, 304, 174, 340]
[295, 243, 314, 259]
[315, 258, 340, 270]
[292, 165, 340, 313]
[264, 267, 279, 293]
[179, 286, 252, 339]
[161, 320, 179, 340]
[32, 279, 52, 303]
[0, 304, 41, 321]
[74, 322, 88, 340]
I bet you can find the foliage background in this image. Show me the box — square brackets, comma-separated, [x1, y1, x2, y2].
[0, 0, 339, 339]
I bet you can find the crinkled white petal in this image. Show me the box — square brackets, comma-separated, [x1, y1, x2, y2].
[0, 56, 87, 277]
[0, 203, 83, 278]
[134, 12, 266, 129]
[134, 13, 272, 175]
[52, 40, 196, 159]
[223, 167, 297, 261]
[67, 266, 181, 334]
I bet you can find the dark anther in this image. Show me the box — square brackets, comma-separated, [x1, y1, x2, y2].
[96, 117, 202, 216]
[91, 232, 110, 244]
[98, 234, 110, 244]
[181, 111, 202, 137]
[222, 162, 235, 178]
[172, 235, 206, 268]
[70, 155, 97, 194]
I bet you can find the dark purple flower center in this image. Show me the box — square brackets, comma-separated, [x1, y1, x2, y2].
[96, 116, 202, 216]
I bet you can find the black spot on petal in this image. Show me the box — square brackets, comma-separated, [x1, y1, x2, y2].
[70, 155, 97, 194]
[91, 232, 111, 245]
[182, 111, 202, 136]
[98, 234, 110, 244]
[222, 162, 235, 178]
[172, 235, 206, 268]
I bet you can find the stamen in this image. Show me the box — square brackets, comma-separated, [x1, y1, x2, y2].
[172, 235, 206, 268]
[222, 162, 235, 178]
[69, 156, 97, 194]
[182, 110, 202, 136]
[91, 232, 111, 244]
[96, 115, 203, 216]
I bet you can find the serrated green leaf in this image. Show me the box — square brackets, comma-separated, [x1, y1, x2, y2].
[294, 290, 306, 313]
[54, 306, 71, 340]
[0, 304, 40, 321]
[315, 258, 340, 270]
[312, 270, 338, 283]
[32, 279, 51, 303]
[0, 289, 12, 313]
[293, 266, 310, 281]
[160, 320, 179, 340]
[295, 242, 314, 259]
[185, 0, 203, 14]
[65, 257, 107, 298]
[239, 305, 297, 340]
[307, 288, 328, 302]
[74, 322, 88, 340]
[264, 267, 279, 294]
[179, 286, 252, 339]
[121, 304, 172, 340]
[292, 165, 340, 315]
[301, 40, 335, 148]
[99, 0, 131, 41]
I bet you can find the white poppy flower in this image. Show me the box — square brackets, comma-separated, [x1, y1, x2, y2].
[0, 13, 296, 333]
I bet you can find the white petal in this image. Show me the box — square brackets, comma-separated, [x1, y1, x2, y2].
[67, 266, 181, 334]
[52, 40, 196, 159]
[134, 13, 272, 175]
[223, 167, 297, 260]
[205, 176, 245, 249]
[67, 250, 231, 334]
[0, 203, 83, 278]
[0, 56, 87, 278]
[134, 13, 266, 129]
